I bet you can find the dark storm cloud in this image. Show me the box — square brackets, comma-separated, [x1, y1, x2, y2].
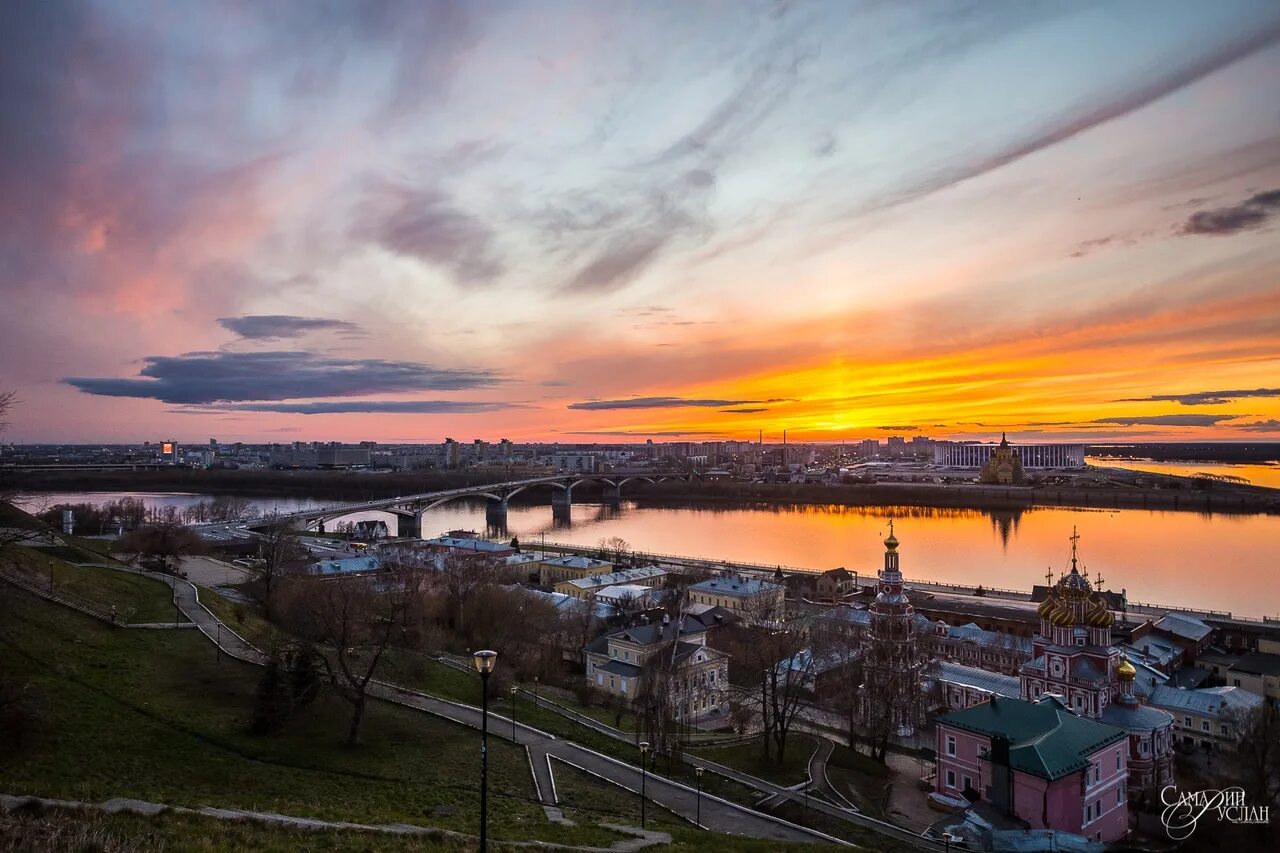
[1090, 414, 1237, 427]
[218, 315, 362, 340]
[568, 397, 785, 410]
[223, 400, 513, 415]
[1180, 189, 1280, 235]
[849, 22, 1280, 220]
[721, 407, 769, 414]
[65, 351, 500, 404]
[353, 183, 505, 284]
[1233, 419, 1280, 432]
[1114, 387, 1280, 406]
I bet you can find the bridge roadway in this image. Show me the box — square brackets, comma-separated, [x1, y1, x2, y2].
[194, 470, 694, 536]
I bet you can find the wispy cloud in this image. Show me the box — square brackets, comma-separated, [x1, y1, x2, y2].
[721, 407, 769, 414]
[875, 424, 918, 431]
[65, 351, 500, 404]
[352, 181, 504, 285]
[568, 396, 787, 410]
[849, 21, 1280, 219]
[221, 400, 514, 415]
[1090, 414, 1239, 427]
[565, 430, 724, 437]
[1115, 387, 1280, 406]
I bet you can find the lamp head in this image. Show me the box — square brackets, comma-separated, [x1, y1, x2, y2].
[639, 741, 650, 754]
[695, 767, 703, 778]
[472, 649, 498, 675]
[510, 685, 517, 695]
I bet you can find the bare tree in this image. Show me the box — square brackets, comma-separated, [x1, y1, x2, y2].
[556, 597, 601, 669]
[279, 574, 411, 745]
[1224, 702, 1280, 808]
[255, 515, 311, 619]
[114, 523, 204, 574]
[598, 536, 630, 564]
[612, 588, 645, 623]
[719, 596, 813, 763]
[434, 553, 500, 637]
[0, 392, 46, 562]
[635, 638, 682, 758]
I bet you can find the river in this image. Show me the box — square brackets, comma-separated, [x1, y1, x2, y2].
[18, 490, 1280, 619]
[1085, 456, 1280, 489]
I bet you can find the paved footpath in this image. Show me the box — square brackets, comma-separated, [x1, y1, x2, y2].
[126, 569, 842, 847]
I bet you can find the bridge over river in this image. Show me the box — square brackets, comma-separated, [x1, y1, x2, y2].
[199, 470, 695, 537]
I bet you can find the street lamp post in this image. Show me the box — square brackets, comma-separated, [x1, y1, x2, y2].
[510, 684, 518, 742]
[695, 766, 703, 827]
[473, 649, 499, 853]
[639, 741, 650, 828]
[48, 558, 54, 594]
[533, 676, 539, 708]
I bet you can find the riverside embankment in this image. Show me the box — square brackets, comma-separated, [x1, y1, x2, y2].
[11, 468, 1279, 515]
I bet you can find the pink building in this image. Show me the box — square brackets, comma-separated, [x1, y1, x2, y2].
[936, 695, 1129, 844]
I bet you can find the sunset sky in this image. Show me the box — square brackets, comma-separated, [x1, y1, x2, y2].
[4, 1, 1280, 444]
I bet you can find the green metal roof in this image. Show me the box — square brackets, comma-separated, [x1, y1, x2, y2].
[939, 696, 1126, 781]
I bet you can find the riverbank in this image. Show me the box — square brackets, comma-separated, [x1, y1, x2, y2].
[626, 481, 1280, 515]
[11, 468, 1279, 515]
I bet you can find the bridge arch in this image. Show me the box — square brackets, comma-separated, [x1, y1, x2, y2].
[504, 480, 569, 502]
[421, 491, 505, 512]
[616, 476, 656, 490]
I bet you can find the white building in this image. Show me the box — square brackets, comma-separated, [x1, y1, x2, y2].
[933, 441, 1085, 469]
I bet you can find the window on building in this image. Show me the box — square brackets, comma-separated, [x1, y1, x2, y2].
[946, 735, 956, 757]
[1117, 788, 1124, 805]
[1233, 678, 1241, 687]
[945, 770, 956, 789]
[1221, 724, 1229, 736]
[1201, 720, 1210, 732]
[1085, 802, 1093, 823]
[962, 775, 972, 792]
[1184, 716, 1192, 727]
[1116, 750, 1122, 770]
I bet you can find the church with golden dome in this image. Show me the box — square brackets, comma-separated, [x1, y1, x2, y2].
[1020, 528, 1175, 798]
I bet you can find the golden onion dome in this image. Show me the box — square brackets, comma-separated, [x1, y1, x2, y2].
[1086, 595, 1114, 628]
[1050, 600, 1076, 627]
[1117, 655, 1137, 681]
[1037, 596, 1057, 619]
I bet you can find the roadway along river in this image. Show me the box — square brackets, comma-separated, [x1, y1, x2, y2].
[19, 490, 1280, 620]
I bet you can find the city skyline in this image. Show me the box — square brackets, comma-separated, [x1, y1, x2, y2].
[5, 1, 1280, 444]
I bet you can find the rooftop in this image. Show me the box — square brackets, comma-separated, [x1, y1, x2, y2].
[1229, 650, 1280, 678]
[1147, 684, 1264, 717]
[561, 566, 667, 590]
[935, 661, 1020, 699]
[938, 695, 1126, 781]
[310, 556, 382, 575]
[544, 554, 613, 569]
[422, 536, 513, 553]
[690, 575, 782, 597]
[1153, 613, 1214, 642]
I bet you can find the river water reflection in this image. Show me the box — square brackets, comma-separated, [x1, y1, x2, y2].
[19, 491, 1280, 619]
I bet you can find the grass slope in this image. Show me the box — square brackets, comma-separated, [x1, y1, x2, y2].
[8, 547, 177, 624]
[0, 590, 620, 848]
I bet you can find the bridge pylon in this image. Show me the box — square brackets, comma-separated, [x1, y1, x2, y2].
[485, 498, 508, 530]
